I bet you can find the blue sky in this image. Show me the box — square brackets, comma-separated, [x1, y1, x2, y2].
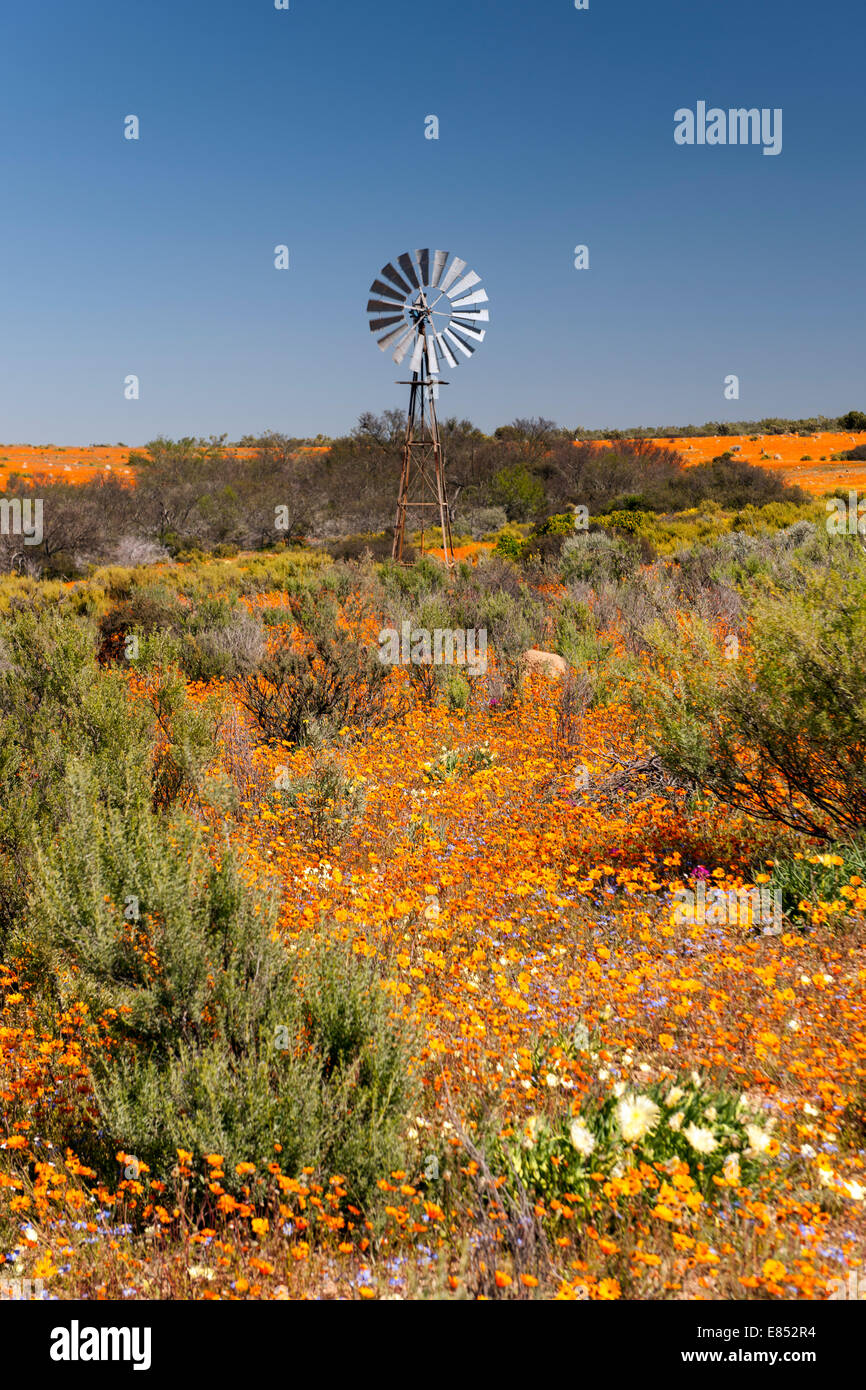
[1, 0, 863, 442]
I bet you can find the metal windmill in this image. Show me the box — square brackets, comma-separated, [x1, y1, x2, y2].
[366, 249, 489, 568]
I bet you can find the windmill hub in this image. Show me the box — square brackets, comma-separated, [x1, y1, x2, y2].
[409, 294, 432, 325]
[366, 248, 490, 567]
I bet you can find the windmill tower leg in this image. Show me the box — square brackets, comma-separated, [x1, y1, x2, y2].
[392, 354, 455, 570]
[427, 382, 455, 568]
[392, 375, 420, 565]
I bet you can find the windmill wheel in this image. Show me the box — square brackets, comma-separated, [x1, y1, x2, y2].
[366, 249, 489, 376]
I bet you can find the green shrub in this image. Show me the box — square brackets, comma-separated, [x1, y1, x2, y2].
[765, 839, 866, 922]
[259, 605, 290, 627]
[99, 588, 264, 681]
[180, 601, 264, 682]
[27, 765, 416, 1208]
[384, 593, 461, 705]
[539, 512, 578, 536]
[240, 593, 405, 747]
[442, 671, 471, 711]
[494, 531, 525, 562]
[453, 506, 508, 538]
[556, 625, 634, 705]
[0, 609, 159, 945]
[423, 743, 496, 783]
[139, 650, 225, 811]
[269, 759, 367, 850]
[560, 531, 642, 586]
[598, 509, 657, 535]
[444, 565, 547, 704]
[490, 463, 545, 521]
[636, 562, 866, 840]
[377, 555, 445, 601]
[296, 943, 418, 1205]
[685, 454, 806, 509]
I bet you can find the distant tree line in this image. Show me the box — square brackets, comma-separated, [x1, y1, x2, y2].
[0, 410, 834, 577]
[232, 408, 866, 446]
[565, 410, 866, 441]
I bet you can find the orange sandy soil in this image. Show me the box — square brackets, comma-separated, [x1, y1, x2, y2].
[631, 433, 866, 497]
[1, 435, 863, 499]
[0, 444, 328, 489]
[426, 541, 495, 564]
[0, 445, 135, 487]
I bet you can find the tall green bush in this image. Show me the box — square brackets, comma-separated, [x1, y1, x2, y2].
[635, 563, 866, 840]
[0, 609, 156, 943]
[28, 763, 416, 1206]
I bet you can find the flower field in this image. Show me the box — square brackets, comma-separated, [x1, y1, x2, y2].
[1, 538, 864, 1303]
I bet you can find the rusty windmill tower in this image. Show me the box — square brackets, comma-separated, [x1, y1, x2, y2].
[366, 249, 489, 568]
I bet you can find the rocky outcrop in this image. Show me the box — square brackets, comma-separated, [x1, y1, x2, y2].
[522, 649, 569, 679]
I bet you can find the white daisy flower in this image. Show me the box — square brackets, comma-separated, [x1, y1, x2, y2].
[616, 1094, 661, 1143]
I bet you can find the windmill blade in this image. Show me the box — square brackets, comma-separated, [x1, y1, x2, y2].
[448, 326, 482, 353]
[451, 319, 487, 335]
[398, 252, 421, 289]
[370, 314, 405, 332]
[450, 322, 485, 344]
[393, 329, 417, 365]
[414, 248, 430, 283]
[438, 256, 467, 295]
[377, 324, 414, 353]
[451, 309, 490, 322]
[430, 250, 449, 287]
[435, 332, 458, 369]
[367, 297, 406, 314]
[370, 278, 406, 303]
[426, 334, 439, 375]
[444, 327, 474, 358]
[446, 269, 481, 300]
[409, 333, 426, 373]
[451, 289, 489, 309]
[380, 262, 412, 295]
